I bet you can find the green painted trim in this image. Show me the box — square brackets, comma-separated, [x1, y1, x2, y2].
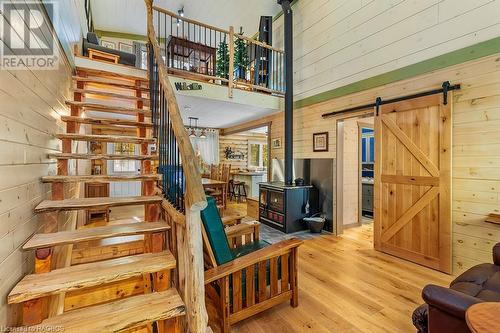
[294, 36, 500, 109]
[94, 30, 148, 41]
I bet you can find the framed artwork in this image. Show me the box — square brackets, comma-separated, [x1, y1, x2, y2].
[271, 137, 282, 149]
[313, 132, 329, 152]
[101, 40, 116, 49]
[119, 42, 133, 53]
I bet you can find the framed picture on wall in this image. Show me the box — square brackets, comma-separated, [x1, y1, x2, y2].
[272, 137, 282, 149]
[101, 40, 116, 49]
[119, 42, 133, 53]
[313, 132, 329, 152]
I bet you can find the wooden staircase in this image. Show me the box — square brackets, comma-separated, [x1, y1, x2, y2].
[7, 65, 185, 332]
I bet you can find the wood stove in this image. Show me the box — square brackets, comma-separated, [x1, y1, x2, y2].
[259, 182, 318, 233]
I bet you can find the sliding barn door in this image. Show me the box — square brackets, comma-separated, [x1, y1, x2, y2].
[374, 94, 452, 273]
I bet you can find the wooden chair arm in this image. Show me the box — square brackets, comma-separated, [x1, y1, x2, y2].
[204, 238, 303, 284]
[221, 214, 244, 227]
[225, 221, 259, 241]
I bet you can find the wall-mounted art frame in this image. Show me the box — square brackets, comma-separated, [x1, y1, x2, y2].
[313, 132, 329, 152]
[118, 42, 133, 53]
[272, 137, 282, 149]
[101, 40, 116, 49]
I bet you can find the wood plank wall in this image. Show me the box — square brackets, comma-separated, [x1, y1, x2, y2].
[219, 133, 268, 170]
[341, 118, 360, 227]
[224, 54, 500, 275]
[272, 0, 500, 101]
[0, 2, 77, 325]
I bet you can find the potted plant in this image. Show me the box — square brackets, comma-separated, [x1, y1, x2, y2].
[216, 38, 229, 85]
[234, 27, 249, 81]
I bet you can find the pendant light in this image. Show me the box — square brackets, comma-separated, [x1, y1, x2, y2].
[188, 117, 197, 138]
[199, 128, 207, 139]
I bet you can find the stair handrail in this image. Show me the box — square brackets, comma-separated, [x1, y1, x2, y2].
[145, 0, 206, 211]
[145, 1, 209, 332]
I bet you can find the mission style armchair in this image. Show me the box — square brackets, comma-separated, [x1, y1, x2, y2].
[201, 196, 302, 333]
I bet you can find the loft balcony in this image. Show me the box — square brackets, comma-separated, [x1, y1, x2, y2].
[151, 6, 285, 99]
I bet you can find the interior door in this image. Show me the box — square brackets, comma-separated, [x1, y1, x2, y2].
[374, 93, 452, 273]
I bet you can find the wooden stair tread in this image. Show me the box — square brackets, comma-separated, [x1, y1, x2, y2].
[74, 88, 150, 102]
[35, 196, 163, 213]
[61, 115, 153, 128]
[42, 174, 159, 183]
[55, 133, 155, 144]
[73, 75, 149, 91]
[66, 101, 152, 116]
[76, 66, 149, 82]
[23, 289, 185, 333]
[23, 222, 170, 250]
[8, 251, 176, 304]
[49, 153, 158, 160]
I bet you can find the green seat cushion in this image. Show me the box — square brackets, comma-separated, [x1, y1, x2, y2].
[231, 240, 271, 259]
[201, 196, 234, 265]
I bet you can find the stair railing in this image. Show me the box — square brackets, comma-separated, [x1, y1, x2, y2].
[145, 1, 209, 332]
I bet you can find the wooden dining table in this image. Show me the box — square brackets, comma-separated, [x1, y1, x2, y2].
[202, 178, 228, 208]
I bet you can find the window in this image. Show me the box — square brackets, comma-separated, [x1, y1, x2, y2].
[248, 142, 268, 169]
[113, 143, 136, 172]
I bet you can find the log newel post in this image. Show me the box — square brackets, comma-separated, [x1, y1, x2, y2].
[145, 1, 209, 332]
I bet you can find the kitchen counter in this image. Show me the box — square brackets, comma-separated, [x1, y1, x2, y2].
[232, 172, 267, 199]
[232, 171, 267, 176]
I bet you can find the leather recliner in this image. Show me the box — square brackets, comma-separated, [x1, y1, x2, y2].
[413, 243, 500, 333]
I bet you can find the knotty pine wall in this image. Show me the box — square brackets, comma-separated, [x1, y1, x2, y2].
[0, 2, 79, 325]
[219, 133, 268, 170]
[272, 0, 500, 101]
[225, 54, 500, 275]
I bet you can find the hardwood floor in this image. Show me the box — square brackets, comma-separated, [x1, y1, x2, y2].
[232, 223, 454, 333]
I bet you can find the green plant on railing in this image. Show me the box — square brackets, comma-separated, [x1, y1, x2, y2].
[216, 38, 229, 80]
[234, 27, 249, 80]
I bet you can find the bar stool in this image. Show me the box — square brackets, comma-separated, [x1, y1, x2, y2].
[228, 179, 236, 201]
[233, 181, 247, 203]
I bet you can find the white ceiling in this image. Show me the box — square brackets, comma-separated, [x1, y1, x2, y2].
[91, 0, 281, 37]
[176, 94, 278, 129]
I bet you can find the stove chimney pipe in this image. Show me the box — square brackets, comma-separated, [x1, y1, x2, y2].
[278, 0, 293, 185]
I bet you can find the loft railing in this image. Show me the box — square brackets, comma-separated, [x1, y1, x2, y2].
[84, 0, 94, 32]
[145, 1, 209, 333]
[152, 6, 285, 96]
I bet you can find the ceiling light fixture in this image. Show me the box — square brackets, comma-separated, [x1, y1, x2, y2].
[177, 6, 184, 26]
[199, 128, 207, 139]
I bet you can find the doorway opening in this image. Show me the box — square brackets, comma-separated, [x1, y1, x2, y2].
[220, 123, 271, 218]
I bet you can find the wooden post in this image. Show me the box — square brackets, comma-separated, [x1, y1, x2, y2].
[145, 2, 209, 332]
[174, 204, 209, 333]
[228, 26, 235, 99]
[290, 247, 298, 307]
[22, 248, 52, 325]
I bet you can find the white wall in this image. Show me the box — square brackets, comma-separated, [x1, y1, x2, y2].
[44, 0, 86, 64]
[0, 1, 75, 325]
[273, 0, 500, 101]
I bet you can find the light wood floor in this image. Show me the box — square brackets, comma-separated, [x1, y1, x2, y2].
[232, 223, 454, 333]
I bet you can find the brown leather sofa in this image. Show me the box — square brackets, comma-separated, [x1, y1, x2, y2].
[412, 243, 500, 333]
